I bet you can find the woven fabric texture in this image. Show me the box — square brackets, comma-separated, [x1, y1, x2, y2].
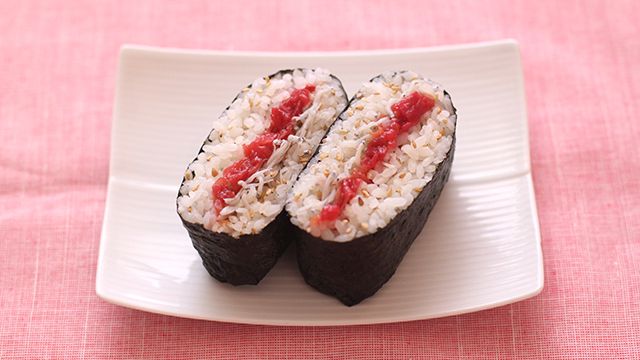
[1, 0, 638, 358]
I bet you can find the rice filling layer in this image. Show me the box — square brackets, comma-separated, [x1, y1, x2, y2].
[287, 71, 456, 242]
[177, 69, 347, 238]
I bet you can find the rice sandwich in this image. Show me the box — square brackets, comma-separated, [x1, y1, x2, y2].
[286, 71, 457, 305]
[177, 68, 348, 285]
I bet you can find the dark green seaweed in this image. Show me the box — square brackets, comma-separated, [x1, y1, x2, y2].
[181, 213, 291, 285]
[177, 69, 347, 285]
[290, 80, 457, 305]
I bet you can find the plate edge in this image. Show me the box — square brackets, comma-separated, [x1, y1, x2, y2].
[118, 39, 520, 58]
[96, 48, 129, 299]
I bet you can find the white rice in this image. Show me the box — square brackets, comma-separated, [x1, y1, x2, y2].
[286, 71, 456, 242]
[177, 68, 348, 238]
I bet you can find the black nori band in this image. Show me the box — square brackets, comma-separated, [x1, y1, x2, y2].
[182, 212, 291, 285]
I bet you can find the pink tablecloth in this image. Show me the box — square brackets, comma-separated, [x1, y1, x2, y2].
[1, 0, 639, 358]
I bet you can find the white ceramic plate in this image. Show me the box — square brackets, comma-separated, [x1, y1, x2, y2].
[96, 39, 543, 326]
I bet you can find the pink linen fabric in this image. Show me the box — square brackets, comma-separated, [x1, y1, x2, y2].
[1, 0, 639, 358]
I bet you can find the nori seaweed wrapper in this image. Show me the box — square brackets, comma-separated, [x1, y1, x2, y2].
[291, 87, 457, 306]
[181, 213, 291, 285]
[177, 69, 347, 285]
